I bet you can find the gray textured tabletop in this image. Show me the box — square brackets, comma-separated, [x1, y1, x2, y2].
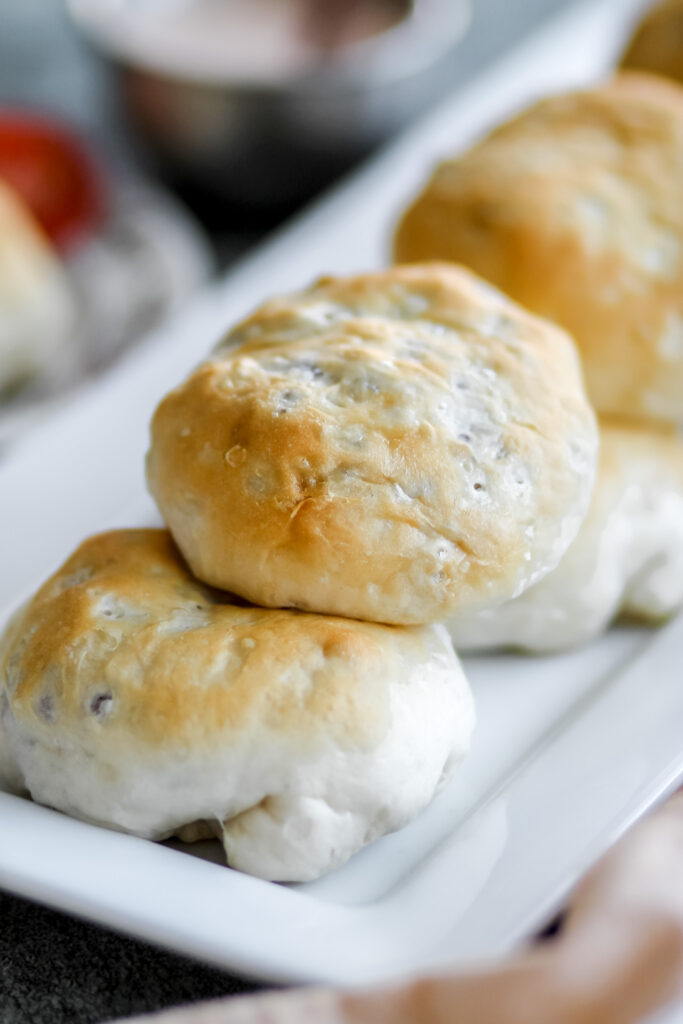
[1, 0, 574, 1020]
[0, 891, 257, 1024]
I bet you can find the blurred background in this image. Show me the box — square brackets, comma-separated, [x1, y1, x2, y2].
[0, 0, 581, 451]
[2, 0, 583, 225]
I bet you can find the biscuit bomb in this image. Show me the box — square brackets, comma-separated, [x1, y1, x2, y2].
[0, 530, 475, 882]
[621, 0, 683, 86]
[0, 179, 77, 396]
[147, 264, 598, 625]
[395, 75, 683, 424]
[448, 421, 683, 652]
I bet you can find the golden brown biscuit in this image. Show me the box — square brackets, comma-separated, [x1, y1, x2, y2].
[448, 420, 683, 652]
[394, 74, 683, 424]
[0, 529, 475, 882]
[147, 264, 597, 625]
[621, 0, 683, 85]
[0, 686, 22, 793]
[0, 180, 77, 396]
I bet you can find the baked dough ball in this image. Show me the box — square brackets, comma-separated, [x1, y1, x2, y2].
[448, 421, 683, 653]
[147, 264, 597, 625]
[0, 529, 475, 882]
[621, 0, 683, 85]
[394, 75, 683, 424]
[0, 686, 22, 794]
[0, 180, 77, 396]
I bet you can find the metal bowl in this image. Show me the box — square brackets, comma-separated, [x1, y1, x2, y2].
[68, 0, 471, 211]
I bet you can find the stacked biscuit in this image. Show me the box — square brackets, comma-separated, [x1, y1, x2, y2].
[621, 0, 683, 86]
[396, 71, 683, 652]
[1, 59, 682, 883]
[0, 263, 599, 881]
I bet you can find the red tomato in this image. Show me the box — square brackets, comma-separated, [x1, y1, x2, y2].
[0, 110, 106, 253]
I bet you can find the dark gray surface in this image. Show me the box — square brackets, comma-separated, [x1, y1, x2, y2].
[0, 0, 575, 1021]
[0, 890, 257, 1024]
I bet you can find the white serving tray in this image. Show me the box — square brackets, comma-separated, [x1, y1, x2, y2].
[3, 0, 683, 994]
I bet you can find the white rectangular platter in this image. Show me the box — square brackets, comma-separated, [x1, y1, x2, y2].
[3, 0, 683, 992]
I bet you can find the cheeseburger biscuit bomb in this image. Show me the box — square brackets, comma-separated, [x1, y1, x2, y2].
[621, 0, 683, 85]
[448, 421, 683, 653]
[0, 688, 22, 794]
[395, 75, 683, 424]
[147, 264, 598, 625]
[0, 180, 77, 396]
[0, 530, 475, 882]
